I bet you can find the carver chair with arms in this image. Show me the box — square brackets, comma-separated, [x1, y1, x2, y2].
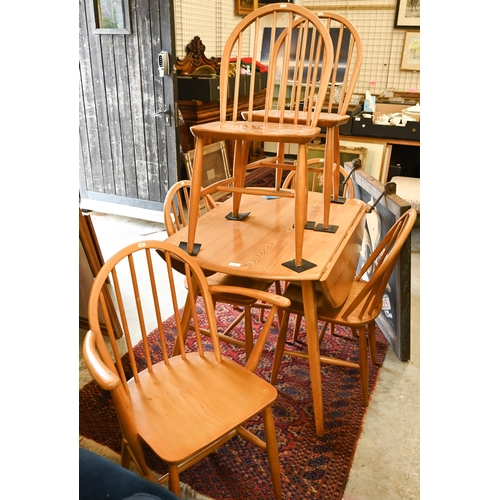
[83, 240, 291, 499]
[271, 208, 417, 406]
[163, 179, 277, 360]
[186, 3, 335, 270]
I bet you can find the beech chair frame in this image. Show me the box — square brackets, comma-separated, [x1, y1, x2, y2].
[271, 208, 417, 406]
[83, 240, 290, 498]
[163, 179, 275, 360]
[186, 3, 335, 270]
[247, 11, 363, 229]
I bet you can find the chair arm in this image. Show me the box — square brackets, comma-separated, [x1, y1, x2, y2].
[83, 330, 121, 391]
[208, 285, 291, 309]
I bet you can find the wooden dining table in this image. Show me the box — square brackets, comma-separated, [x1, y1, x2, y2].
[165, 191, 367, 437]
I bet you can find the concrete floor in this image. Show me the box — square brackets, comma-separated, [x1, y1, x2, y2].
[81, 210, 420, 499]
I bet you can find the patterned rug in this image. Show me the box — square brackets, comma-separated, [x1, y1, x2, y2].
[80, 300, 388, 499]
[244, 166, 292, 188]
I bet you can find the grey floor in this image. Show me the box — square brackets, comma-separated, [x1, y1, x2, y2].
[82, 211, 420, 500]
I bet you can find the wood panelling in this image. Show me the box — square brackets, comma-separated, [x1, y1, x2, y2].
[79, 0, 179, 212]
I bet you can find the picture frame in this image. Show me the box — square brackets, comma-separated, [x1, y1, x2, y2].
[339, 138, 387, 182]
[344, 163, 412, 361]
[400, 31, 420, 71]
[92, 0, 131, 35]
[183, 141, 231, 203]
[235, 0, 258, 16]
[305, 144, 368, 193]
[236, 0, 283, 15]
[394, 0, 420, 29]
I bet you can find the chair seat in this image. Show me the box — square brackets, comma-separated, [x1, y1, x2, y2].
[283, 280, 381, 328]
[243, 109, 351, 129]
[129, 352, 277, 463]
[190, 120, 321, 144]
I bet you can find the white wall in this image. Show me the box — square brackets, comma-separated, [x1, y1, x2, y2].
[172, 0, 420, 96]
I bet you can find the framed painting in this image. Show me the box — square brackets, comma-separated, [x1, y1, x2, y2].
[344, 163, 412, 361]
[394, 0, 420, 29]
[92, 0, 131, 35]
[305, 144, 368, 193]
[236, 0, 258, 16]
[400, 31, 420, 71]
[339, 138, 387, 182]
[183, 141, 231, 203]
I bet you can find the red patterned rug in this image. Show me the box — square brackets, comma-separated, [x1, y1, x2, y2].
[244, 166, 291, 188]
[80, 300, 388, 499]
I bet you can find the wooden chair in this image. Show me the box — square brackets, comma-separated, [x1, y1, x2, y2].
[281, 162, 355, 342]
[186, 3, 335, 271]
[83, 239, 290, 498]
[247, 11, 363, 227]
[282, 162, 355, 200]
[270, 208, 417, 406]
[163, 179, 275, 360]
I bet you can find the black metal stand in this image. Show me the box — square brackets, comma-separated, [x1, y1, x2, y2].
[281, 259, 317, 273]
[225, 212, 250, 221]
[179, 241, 201, 256]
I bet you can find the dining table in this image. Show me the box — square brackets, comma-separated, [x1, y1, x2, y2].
[165, 190, 367, 437]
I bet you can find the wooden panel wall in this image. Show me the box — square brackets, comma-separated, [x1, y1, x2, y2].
[79, 0, 178, 211]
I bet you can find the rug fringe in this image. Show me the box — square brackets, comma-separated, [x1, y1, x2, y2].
[79, 436, 214, 500]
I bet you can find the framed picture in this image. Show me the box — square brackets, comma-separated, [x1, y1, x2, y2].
[344, 163, 412, 361]
[340, 138, 387, 182]
[400, 31, 420, 71]
[236, 0, 284, 15]
[394, 0, 420, 29]
[305, 144, 368, 193]
[183, 141, 231, 203]
[92, 0, 131, 35]
[236, 0, 258, 16]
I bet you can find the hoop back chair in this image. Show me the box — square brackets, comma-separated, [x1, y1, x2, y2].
[186, 3, 335, 270]
[271, 208, 417, 406]
[247, 11, 363, 228]
[163, 180, 275, 360]
[282, 162, 355, 199]
[83, 240, 291, 498]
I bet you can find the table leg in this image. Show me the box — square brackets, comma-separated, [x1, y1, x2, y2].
[301, 280, 324, 437]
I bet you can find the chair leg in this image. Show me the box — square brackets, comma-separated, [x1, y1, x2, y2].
[356, 326, 369, 406]
[292, 313, 302, 342]
[367, 321, 378, 365]
[120, 438, 131, 469]
[244, 305, 253, 360]
[259, 305, 266, 323]
[318, 321, 329, 344]
[260, 280, 284, 323]
[167, 464, 181, 497]
[271, 310, 290, 385]
[262, 406, 282, 500]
